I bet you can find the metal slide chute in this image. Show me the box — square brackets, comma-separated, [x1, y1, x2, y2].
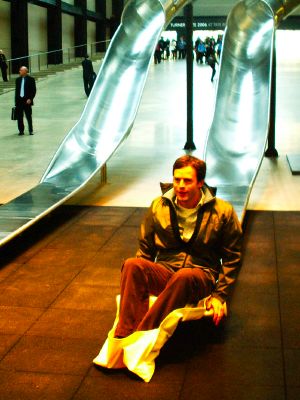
[204, 0, 300, 220]
[0, 0, 168, 246]
[204, 0, 275, 220]
[41, 0, 191, 189]
[41, 0, 166, 189]
[0, 0, 299, 246]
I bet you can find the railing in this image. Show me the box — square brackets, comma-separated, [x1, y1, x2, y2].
[5, 40, 110, 79]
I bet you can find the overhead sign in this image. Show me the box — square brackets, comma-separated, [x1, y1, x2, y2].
[167, 17, 227, 30]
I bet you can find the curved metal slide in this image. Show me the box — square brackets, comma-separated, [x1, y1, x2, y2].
[204, 0, 299, 221]
[0, 0, 298, 246]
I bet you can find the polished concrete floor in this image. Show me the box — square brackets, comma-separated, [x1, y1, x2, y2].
[0, 206, 299, 399]
[0, 39, 299, 400]
[0, 50, 299, 210]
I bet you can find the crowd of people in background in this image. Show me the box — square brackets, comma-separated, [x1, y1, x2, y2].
[154, 34, 223, 82]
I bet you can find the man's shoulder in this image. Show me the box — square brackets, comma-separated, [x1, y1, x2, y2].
[149, 194, 171, 211]
[151, 194, 166, 205]
[83, 59, 92, 65]
[213, 197, 234, 211]
[212, 197, 241, 223]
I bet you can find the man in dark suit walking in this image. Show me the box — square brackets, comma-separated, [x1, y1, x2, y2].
[15, 66, 36, 135]
[81, 54, 95, 97]
[0, 50, 8, 82]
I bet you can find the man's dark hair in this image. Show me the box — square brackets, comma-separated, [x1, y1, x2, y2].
[173, 155, 206, 182]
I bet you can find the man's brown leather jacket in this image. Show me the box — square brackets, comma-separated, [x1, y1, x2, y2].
[136, 185, 243, 303]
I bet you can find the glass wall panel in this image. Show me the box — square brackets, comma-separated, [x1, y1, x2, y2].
[0, 0, 11, 58]
[87, 0, 96, 12]
[28, 3, 48, 71]
[62, 13, 75, 62]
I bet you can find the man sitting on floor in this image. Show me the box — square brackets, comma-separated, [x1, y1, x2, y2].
[114, 155, 243, 338]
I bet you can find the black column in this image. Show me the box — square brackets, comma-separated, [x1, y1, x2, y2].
[11, 0, 29, 73]
[96, 0, 106, 52]
[265, 34, 278, 157]
[47, 1, 63, 65]
[184, 4, 196, 150]
[110, 0, 124, 38]
[74, 0, 87, 58]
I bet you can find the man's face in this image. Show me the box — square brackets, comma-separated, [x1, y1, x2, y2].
[19, 67, 28, 77]
[173, 166, 204, 209]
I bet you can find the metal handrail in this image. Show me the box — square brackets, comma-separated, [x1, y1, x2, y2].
[5, 39, 110, 78]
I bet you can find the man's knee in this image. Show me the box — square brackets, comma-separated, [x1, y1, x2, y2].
[121, 257, 147, 278]
[165, 268, 212, 302]
[168, 268, 197, 288]
[168, 268, 210, 289]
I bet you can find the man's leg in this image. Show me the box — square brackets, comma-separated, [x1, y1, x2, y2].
[24, 105, 33, 133]
[17, 104, 25, 134]
[88, 76, 94, 93]
[83, 78, 89, 96]
[2, 66, 8, 82]
[211, 65, 216, 82]
[114, 258, 173, 338]
[137, 267, 214, 331]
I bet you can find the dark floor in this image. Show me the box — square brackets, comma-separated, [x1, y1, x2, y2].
[0, 206, 299, 400]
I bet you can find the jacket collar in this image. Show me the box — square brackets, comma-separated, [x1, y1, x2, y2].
[161, 183, 216, 247]
[162, 183, 216, 207]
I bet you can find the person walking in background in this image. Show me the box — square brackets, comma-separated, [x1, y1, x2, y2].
[0, 50, 8, 82]
[216, 34, 223, 59]
[177, 37, 186, 59]
[170, 39, 177, 60]
[81, 54, 95, 97]
[154, 41, 162, 64]
[15, 66, 36, 135]
[164, 38, 170, 60]
[207, 45, 218, 82]
[197, 40, 206, 64]
[158, 37, 165, 60]
[204, 37, 215, 63]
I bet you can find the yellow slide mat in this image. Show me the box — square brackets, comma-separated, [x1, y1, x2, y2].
[93, 295, 226, 382]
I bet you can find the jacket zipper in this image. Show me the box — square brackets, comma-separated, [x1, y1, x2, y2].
[182, 252, 188, 268]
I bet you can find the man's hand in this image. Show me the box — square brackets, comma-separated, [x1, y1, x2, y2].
[26, 99, 31, 105]
[206, 296, 225, 326]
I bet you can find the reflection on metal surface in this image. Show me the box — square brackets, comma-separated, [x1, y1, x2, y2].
[204, 0, 300, 221]
[42, 0, 165, 188]
[0, 0, 299, 246]
[0, 0, 167, 247]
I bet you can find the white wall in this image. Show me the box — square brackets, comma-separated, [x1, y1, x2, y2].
[62, 13, 75, 61]
[87, 20, 96, 56]
[28, 4, 47, 54]
[28, 4, 47, 71]
[87, 20, 96, 44]
[0, 0, 11, 58]
[276, 30, 300, 63]
[87, 0, 96, 12]
[106, 0, 112, 18]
